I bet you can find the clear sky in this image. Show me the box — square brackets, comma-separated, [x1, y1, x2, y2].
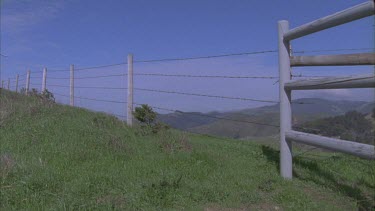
[0, 0, 374, 117]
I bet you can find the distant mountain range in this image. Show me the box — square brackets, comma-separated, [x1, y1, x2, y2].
[157, 98, 375, 139]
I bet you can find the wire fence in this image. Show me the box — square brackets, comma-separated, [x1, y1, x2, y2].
[2, 47, 374, 157]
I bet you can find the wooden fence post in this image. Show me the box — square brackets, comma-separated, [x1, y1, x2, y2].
[7, 78, 10, 90]
[42, 67, 47, 93]
[70, 65, 74, 106]
[1, 80, 4, 89]
[15, 74, 19, 93]
[26, 70, 31, 95]
[127, 54, 133, 126]
[278, 20, 293, 179]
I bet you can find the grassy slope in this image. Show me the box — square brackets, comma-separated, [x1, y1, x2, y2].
[0, 91, 374, 210]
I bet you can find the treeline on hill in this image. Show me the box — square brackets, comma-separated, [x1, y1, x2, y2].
[294, 108, 375, 145]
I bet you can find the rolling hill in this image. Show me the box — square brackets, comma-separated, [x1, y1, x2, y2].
[158, 98, 375, 139]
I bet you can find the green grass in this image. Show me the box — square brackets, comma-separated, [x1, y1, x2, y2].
[0, 90, 374, 210]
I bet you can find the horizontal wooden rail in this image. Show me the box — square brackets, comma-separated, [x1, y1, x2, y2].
[286, 130, 375, 160]
[290, 53, 375, 66]
[284, 1, 374, 41]
[285, 74, 375, 90]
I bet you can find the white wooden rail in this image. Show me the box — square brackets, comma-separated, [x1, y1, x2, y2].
[285, 74, 375, 90]
[291, 53, 375, 66]
[284, 1, 375, 41]
[286, 131, 375, 159]
[278, 0, 375, 179]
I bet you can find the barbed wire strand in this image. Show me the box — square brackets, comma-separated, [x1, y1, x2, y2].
[44, 50, 278, 72]
[35, 84, 127, 90]
[134, 87, 278, 103]
[26, 83, 313, 105]
[134, 50, 278, 63]
[75, 62, 126, 71]
[48, 73, 128, 80]
[6, 47, 373, 77]
[134, 73, 278, 79]
[48, 62, 126, 72]
[45, 73, 278, 80]
[53, 92, 127, 104]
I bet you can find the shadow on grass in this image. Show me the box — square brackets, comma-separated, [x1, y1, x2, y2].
[261, 145, 374, 210]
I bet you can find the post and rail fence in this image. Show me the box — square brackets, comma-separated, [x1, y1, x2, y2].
[278, 0, 375, 179]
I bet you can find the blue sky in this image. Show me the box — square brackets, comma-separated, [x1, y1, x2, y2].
[1, 0, 374, 117]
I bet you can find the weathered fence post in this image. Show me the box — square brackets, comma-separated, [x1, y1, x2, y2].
[26, 70, 31, 95]
[7, 78, 10, 90]
[278, 20, 293, 179]
[42, 67, 47, 93]
[15, 74, 19, 93]
[70, 64, 74, 106]
[127, 54, 134, 126]
[1, 80, 4, 89]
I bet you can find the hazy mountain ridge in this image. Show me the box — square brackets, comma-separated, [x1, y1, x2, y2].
[157, 98, 374, 139]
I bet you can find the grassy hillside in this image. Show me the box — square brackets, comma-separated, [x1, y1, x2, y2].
[0, 90, 374, 210]
[158, 98, 374, 139]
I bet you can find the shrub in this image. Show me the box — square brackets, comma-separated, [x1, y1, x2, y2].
[134, 104, 168, 134]
[30, 88, 39, 96]
[20, 87, 26, 95]
[134, 104, 156, 127]
[40, 89, 55, 102]
[23, 88, 55, 104]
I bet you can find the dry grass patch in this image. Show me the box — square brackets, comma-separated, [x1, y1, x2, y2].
[0, 153, 16, 179]
[96, 194, 127, 209]
[158, 132, 192, 153]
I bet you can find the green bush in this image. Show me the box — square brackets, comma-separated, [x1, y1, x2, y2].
[40, 90, 55, 102]
[134, 104, 156, 127]
[134, 104, 168, 134]
[21, 88, 55, 104]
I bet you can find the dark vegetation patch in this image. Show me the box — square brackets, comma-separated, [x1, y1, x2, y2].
[295, 110, 375, 145]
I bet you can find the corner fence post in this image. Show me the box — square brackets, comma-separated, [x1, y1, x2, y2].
[127, 54, 134, 126]
[42, 67, 47, 93]
[26, 70, 31, 95]
[16, 74, 19, 93]
[7, 78, 10, 90]
[278, 20, 293, 179]
[70, 64, 74, 106]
